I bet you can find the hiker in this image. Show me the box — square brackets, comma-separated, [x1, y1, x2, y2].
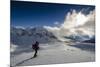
[32, 41, 39, 57]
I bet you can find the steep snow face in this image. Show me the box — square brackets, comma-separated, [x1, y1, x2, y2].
[11, 26, 58, 49]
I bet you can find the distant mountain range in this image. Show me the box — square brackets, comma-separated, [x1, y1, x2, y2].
[82, 36, 95, 43]
[11, 26, 95, 48]
[64, 35, 95, 43]
[11, 26, 58, 47]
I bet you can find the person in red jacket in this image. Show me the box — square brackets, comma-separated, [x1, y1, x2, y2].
[32, 41, 39, 58]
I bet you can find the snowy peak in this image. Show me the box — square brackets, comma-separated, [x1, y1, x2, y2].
[11, 26, 58, 47]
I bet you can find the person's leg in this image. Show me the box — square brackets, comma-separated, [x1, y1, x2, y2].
[34, 49, 37, 57]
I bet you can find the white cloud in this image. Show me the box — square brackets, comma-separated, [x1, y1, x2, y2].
[43, 26, 60, 37]
[54, 21, 59, 25]
[14, 26, 26, 29]
[44, 9, 95, 41]
[44, 26, 60, 31]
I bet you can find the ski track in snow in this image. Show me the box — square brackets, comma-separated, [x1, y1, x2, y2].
[10, 42, 95, 67]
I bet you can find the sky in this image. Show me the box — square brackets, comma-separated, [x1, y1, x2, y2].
[11, 0, 95, 27]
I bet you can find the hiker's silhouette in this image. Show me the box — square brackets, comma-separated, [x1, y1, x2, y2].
[32, 41, 39, 57]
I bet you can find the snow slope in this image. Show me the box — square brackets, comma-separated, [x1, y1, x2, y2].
[10, 42, 95, 67]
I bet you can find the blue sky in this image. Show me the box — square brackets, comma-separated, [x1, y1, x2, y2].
[11, 1, 95, 27]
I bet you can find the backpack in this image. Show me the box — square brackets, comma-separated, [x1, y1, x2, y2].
[32, 44, 39, 50]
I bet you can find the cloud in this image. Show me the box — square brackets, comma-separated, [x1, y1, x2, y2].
[54, 21, 59, 25]
[61, 9, 95, 28]
[43, 26, 60, 37]
[44, 9, 95, 41]
[44, 26, 60, 31]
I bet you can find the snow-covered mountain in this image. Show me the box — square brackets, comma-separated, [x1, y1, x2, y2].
[11, 26, 58, 47]
[82, 36, 95, 43]
[64, 34, 95, 42]
[11, 26, 95, 47]
[10, 26, 95, 55]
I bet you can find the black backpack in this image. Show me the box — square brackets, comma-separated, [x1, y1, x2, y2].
[32, 43, 39, 50]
